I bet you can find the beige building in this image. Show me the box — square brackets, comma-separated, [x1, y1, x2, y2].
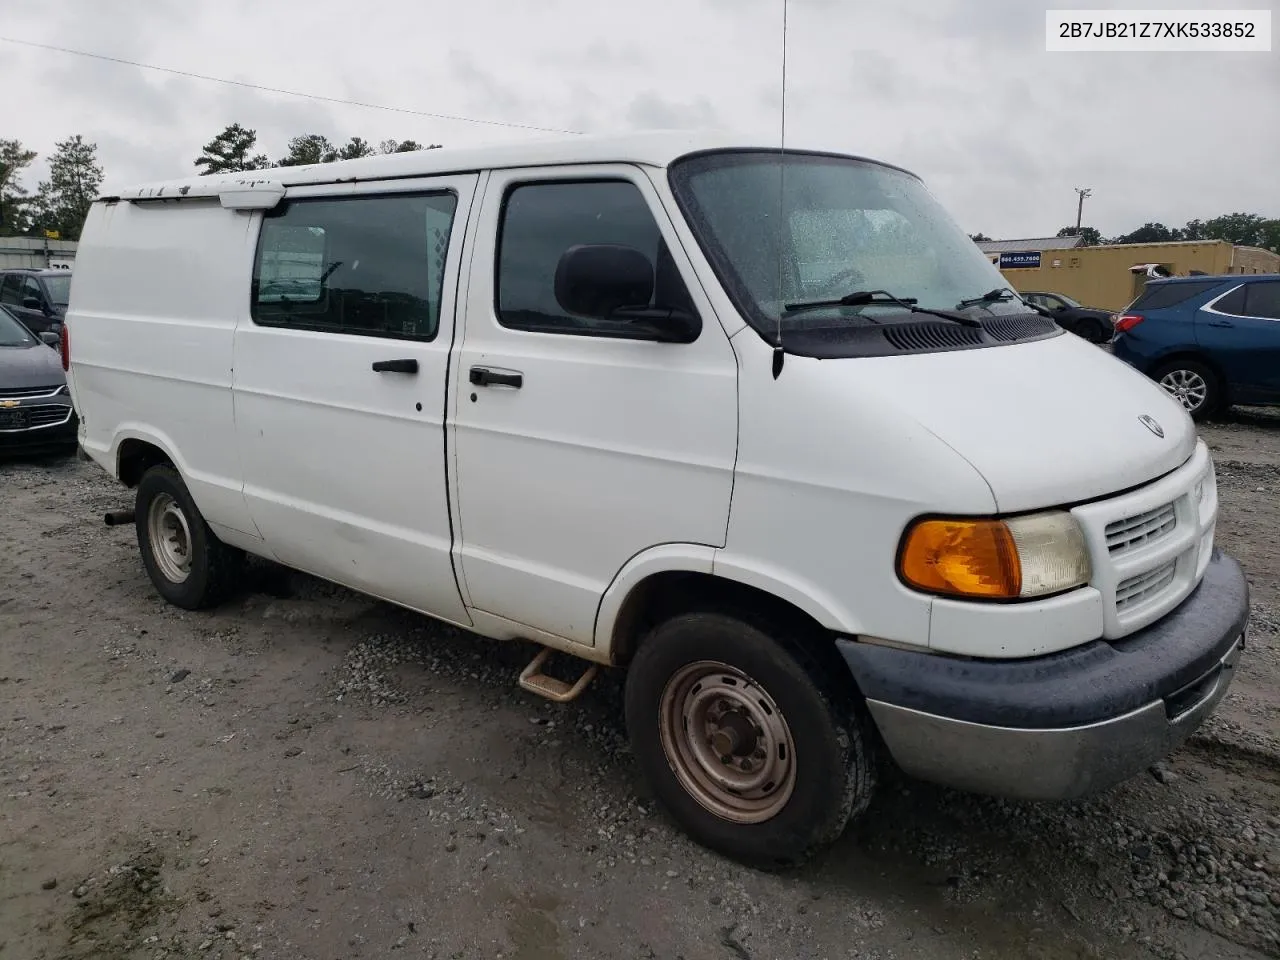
[976, 237, 1280, 311]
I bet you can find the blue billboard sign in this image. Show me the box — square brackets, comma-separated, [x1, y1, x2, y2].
[998, 251, 1042, 269]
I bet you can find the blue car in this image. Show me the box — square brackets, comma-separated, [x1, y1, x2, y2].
[1111, 273, 1280, 420]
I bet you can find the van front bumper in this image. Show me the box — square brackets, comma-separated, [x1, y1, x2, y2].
[836, 549, 1249, 801]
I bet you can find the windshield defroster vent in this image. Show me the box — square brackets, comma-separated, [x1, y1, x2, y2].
[983, 315, 1058, 342]
[882, 322, 985, 352]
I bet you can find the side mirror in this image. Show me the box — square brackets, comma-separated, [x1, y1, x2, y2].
[39, 330, 60, 347]
[554, 244, 697, 343]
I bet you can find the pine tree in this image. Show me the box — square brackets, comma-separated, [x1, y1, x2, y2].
[194, 124, 270, 175]
[0, 139, 38, 236]
[31, 135, 103, 241]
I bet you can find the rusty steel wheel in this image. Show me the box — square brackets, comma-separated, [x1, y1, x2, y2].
[659, 661, 797, 824]
[625, 611, 877, 867]
[135, 464, 243, 610]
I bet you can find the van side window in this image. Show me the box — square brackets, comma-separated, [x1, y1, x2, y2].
[495, 180, 697, 337]
[252, 192, 458, 341]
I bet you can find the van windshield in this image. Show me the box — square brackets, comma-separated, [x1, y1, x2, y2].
[668, 151, 1029, 338]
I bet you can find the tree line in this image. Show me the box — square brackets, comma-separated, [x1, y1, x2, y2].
[970, 215, 1280, 253]
[0, 125, 441, 241]
[193, 123, 441, 174]
[0, 136, 103, 241]
[5, 129, 1275, 252]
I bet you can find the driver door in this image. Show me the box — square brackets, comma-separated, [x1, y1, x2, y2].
[450, 166, 739, 645]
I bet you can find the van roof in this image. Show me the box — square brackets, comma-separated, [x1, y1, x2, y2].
[98, 130, 921, 200]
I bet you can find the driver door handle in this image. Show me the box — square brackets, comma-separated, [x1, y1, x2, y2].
[1205, 320, 1234, 328]
[372, 358, 419, 374]
[470, 366, 523, 389]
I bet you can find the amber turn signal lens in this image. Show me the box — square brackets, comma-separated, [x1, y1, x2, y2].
[899, 519, 1022, 599]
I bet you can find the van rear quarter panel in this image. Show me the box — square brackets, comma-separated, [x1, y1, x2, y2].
[68, 199, 258, 537]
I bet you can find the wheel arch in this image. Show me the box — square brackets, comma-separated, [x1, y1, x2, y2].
[1148, 350, 1231, 402]
[114, 429, 183, 488]
[598, 549, 859, 695]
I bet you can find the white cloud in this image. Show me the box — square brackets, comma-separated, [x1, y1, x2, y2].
[1, 0, 1274, 237]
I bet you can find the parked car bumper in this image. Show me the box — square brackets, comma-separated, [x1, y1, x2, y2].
[836, 549, 1249, 800]
[0, 396, 79, 455]
[1109, 335, 1156, 373]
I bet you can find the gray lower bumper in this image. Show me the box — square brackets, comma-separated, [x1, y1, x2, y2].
[837, 549, 1250, 801]
[865, 636, 1242, 800]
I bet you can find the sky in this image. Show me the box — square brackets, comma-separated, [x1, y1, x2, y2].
[2, 0, 1276, 240]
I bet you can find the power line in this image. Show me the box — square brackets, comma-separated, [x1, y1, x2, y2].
[0, 35, 580, 135]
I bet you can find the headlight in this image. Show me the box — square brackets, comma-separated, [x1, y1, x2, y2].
[898, 511, 1092, 600]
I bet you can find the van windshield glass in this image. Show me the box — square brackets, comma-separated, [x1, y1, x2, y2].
[668, 151, 1028, 335]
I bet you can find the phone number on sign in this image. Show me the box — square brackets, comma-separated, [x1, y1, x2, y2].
[1059, 20, 1257, 38]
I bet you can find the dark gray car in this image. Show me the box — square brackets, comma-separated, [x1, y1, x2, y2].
[0, 304, 77, 454]
[0, 268, 72, 337]
[1021, 291, 1114, 343]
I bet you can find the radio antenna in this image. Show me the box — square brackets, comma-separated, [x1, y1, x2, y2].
[772, 0, 789, 380]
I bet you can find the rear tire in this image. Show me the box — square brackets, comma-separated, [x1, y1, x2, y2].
[134, 465, 242, 609]
[624, 611, 876, 868]
[1152, 359, 1222, 421]
[1082, 318, 1109, 343]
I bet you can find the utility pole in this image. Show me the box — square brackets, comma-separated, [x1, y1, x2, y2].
[1075, 187, 1092, 231]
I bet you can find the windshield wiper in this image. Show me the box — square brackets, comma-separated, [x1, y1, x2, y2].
[783, 289, 981, 327]
[956, 287, 1016, 309]
[957, 286, 1056, 319]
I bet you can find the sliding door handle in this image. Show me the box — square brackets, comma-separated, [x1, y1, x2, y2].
[469, 366, 523, 389]
[372, 358, 419, 374]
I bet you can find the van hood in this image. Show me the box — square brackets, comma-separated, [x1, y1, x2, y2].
[853, 332, 1196, 513]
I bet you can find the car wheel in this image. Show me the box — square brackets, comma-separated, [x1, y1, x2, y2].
[1152, 359, 1221, 421]
[624, 610, 876, 868]
[135, 464, 243, 609]
[1083, 318, 1110, 343]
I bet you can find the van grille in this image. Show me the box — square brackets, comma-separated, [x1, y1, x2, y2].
[1116, 561, 1177, 612]
[1106, 503, 1176, 555]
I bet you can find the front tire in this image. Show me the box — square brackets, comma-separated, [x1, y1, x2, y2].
[624, 611, 876, 868]
[134, 464, 242, 609]
[1152, 359, 1221, 421]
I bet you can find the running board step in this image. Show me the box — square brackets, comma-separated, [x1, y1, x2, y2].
[518, 648, 598, 703]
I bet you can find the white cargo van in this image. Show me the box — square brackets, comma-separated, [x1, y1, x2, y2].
[65, 132, 1249, 866]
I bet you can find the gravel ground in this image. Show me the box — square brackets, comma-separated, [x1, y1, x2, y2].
[1, 409, 1278, 960]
